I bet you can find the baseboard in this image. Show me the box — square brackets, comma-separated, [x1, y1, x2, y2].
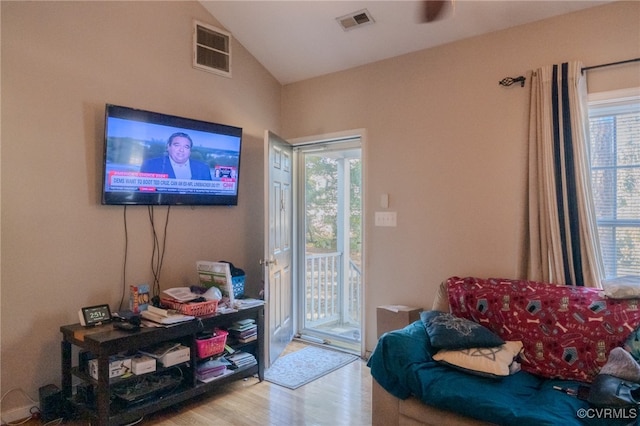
[1, 403, 36, 424]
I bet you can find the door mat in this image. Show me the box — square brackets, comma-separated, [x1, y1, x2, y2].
[264, 346, 359, 389]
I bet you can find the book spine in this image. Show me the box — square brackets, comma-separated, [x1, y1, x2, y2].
[130, 285, 139, 313]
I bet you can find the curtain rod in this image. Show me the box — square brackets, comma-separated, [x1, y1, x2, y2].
[581, 57, 640, 74]
[500, 58, 640, 87]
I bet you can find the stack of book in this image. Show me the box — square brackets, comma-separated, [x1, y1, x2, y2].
[233, 298, 264, 309]
[226, 351, 256, 370]
[228, 318, 257, 344]
[140, 306, 194, 326]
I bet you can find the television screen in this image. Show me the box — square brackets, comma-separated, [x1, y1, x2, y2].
[102, 104, 242, 206]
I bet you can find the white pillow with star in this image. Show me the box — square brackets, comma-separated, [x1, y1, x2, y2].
[433, 341, 523, 378]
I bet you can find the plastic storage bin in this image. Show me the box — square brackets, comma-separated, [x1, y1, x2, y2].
[196, 329, 228, 358]
[232, 276, 245, 298]
[196, 360, 227, 381]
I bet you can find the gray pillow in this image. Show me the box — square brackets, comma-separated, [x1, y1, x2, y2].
[420, 311, 504, 350]
[625, 325, 640, 361]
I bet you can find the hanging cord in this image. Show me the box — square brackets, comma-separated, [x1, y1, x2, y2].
[118, 206, 130, 311]
[149, 205, 171, 303]
[0, 388, 64, 425]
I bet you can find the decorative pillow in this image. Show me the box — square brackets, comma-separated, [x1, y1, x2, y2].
[599, 347, 640, 382]
[431, 281, 450, 312]
[602, 282, 640, 299]
[446, 276, 640, 383]
[420, 310, 504, 350]
[433, 341, 523, 378]
[625, 325, 640, 361]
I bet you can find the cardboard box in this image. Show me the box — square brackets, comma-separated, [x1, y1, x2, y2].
[377, 305, 422, 338]
[131, 355, 156, 375]
[88, 356, 132, 380]
[160, 345, 190, 367]
[144, 344, 191, 367]
[140, 343, 191, 367]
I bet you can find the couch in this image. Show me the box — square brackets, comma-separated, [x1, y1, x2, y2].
[368, 276, 640, 426]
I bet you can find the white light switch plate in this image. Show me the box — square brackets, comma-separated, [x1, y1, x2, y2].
[375, 211, 397, 227]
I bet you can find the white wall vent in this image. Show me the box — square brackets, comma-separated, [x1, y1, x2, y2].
[336, 9, 375, 31]
[193, 20, 232, 78]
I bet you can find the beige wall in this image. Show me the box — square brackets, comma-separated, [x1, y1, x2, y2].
[281, 1, 640, 354]
[1, 1, 280, 415]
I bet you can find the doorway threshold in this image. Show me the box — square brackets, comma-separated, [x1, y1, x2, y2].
[295, 332, 360, 356]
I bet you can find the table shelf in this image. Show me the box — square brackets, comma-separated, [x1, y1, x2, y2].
[60, 305, 264, 426]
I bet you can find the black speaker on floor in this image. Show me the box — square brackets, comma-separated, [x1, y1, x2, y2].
[39, 384, 63, 422]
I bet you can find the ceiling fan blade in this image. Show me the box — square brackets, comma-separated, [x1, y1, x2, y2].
[422, 0, 449, 23]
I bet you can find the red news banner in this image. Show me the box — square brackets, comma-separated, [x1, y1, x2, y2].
[108, 171, 236, 193]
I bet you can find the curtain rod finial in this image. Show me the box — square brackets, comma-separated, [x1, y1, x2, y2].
[499, 76, 526, 87]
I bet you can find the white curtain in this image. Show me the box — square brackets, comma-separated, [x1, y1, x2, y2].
[518, 62, 604, 287]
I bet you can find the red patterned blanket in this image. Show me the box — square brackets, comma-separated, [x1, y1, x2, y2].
[447, 276, 640, 382]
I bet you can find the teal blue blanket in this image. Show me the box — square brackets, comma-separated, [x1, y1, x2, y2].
[367, 321, 637, 426]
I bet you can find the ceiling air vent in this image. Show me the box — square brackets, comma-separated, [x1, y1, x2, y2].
[193, 20, 232, 78]
[336, 9, 375, 31]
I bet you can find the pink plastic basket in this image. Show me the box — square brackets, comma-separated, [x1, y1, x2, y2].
[196, 329, 228, 358]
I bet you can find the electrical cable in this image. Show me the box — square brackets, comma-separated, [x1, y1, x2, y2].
[148, 205, 171, 300]
[159, 206, 171, 289]
[0, 388, 38, 425]
[148, 206, 159, 299]
[5, 417, 34, 425]
[0, 388, 37, 406]
[120, 416, 143, 426]
[118, 205, 129, 312]
[149, 206, 159, 298]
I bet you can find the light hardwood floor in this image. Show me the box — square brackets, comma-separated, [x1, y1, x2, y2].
[146, 341, 372, 426]
[30, 342, 372, 426]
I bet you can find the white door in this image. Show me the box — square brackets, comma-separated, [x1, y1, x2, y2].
[263, 131, 294, 367]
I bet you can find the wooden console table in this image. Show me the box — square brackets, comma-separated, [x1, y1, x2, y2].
[60, 305, 264, 426]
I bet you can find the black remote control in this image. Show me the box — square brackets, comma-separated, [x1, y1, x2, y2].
[114, 322, 140, 331]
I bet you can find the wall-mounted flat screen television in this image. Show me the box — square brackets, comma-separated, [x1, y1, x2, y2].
[102, 104, 242, 206]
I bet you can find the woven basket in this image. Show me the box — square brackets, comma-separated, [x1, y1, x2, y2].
[160, 298, 218, 317]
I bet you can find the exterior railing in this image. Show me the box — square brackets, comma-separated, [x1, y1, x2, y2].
[305, 252, 362, 329]
[347, 260, 362, 325]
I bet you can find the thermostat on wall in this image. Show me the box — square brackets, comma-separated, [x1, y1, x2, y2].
[78, 304, 112, 327]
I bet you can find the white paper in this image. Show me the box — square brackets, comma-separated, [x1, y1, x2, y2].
[163, 287, 199, 302]
[196, 261, 234, 303]
[379, 304, 410, 313]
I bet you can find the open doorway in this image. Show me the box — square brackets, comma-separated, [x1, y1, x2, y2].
[293, 134, 363, 355]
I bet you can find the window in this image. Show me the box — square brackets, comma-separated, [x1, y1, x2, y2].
[588, 88, 640, 281]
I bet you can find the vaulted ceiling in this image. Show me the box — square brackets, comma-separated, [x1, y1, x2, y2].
[200, 1, 611, 85]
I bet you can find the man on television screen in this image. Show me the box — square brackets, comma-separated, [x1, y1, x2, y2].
[140, 132, 212, 180]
